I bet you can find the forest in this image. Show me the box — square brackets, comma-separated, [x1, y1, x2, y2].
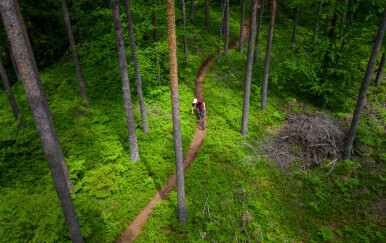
[0, 0, 385, 242]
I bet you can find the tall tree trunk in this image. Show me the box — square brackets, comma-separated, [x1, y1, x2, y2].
[343, 9, 386, 161]
[375, 52, 385, 86]
[313, 1, 323, 42]
[261, 0, 277, 110]
[224, 0, 230, 55]
[7, 41, 22, 81]
[153, 0, 161, 86]
[165, 0, 187, 223]
[124, 0, 149, 135]
[217, 0, 227, 63]
[325, 13, 330, 33]
[0, 57, 24, 128]
[291, 4, 299, 51]
[254, 0, 265, 63]
[205, 0, 209, 31]
[60, 0, 89, 109]
[339, 0, 349, 41]
[323, 13, 338, 70]
[241, 0, 258, 136]
[14, 0, 75, 194]
[239, 0, 246, 54]
[0, 1, 83, 241]
[110, 0, 140, 162]
[190, 0, 195, 19]
[181, 0, 188, 62]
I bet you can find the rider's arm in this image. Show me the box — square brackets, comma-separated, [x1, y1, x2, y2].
[192, 103, 194, 113]
[203, 102, 206, 110]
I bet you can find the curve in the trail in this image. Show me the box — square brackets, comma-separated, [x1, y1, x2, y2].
[116, 18, 250, 243]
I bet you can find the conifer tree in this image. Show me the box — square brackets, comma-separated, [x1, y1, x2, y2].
[261, 0, 277, 110]
[0, 57, 23, 128]
[224, 0, 230, 55]
[0, 1, 83, 241]
[190, 0, 195, 19]
[375, 52, 385, 86]
[291, 4, 299, 51]
[152, 0, 161, 85]
[181, 0, 188, 62]
[217, 0, 227, 63]
[254, 0, 265, 63]
[60, 0, 89, 109]
[124, 0, 148, 135]
[343, 9, 386, 161]
[313, 1, 323, 43]
[110, 0, 140, 162]
[239, 0, 246, 54]
[165, 0, 188, 223]
[241, 0, 259, 136]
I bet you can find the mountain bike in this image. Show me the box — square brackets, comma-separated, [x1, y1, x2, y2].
[196, 109, 205, 130]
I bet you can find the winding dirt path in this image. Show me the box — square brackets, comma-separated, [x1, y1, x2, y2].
[116, 18, 250, 243]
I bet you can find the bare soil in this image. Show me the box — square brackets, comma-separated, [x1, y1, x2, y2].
[116, 18, 250, 243]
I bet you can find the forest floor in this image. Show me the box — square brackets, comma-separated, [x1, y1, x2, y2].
[117, 17, 251, 243]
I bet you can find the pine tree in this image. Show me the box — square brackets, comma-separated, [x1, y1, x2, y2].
[224, 0, 230, 55]
[239, 0, 246, 54]
[343, 9, 386, 161]
[0, 57, 24, 128]
[124, 0, 148, 135]
[261, 0, 277, 110]
[60, 0, 89, 109]
[0, 1, 83, 241]
[110, 0, 140, 162]
[152, 0, 161, 86]
[217, 0, 227, 63]
[165, 0, 188, 223]
[190, 0, 195, 19]
[241, 0, 259, 136]
[375, 52, 385, 86]
[254, 0, 265, 63]
[291, 4, 299, 51]
[181, 0, 189, 62]
[313, 1, 323, 43]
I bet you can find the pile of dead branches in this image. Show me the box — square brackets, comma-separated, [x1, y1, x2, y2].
[252, 111, 346, 172]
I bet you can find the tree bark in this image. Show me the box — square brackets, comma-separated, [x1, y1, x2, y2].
[291, 4, 299, 51]
[375, 52, 385, 86]
[217, 0, 227, 63]
[190, 0, 195, 19]
[261, 0, 276, 110]
[241, 0, 258, 136]
[0, 1, 83, 241]
[124, 0, 149, 135]
[313, 1, 323, 43]
[343, 9, 386, 161]
[165, 0, 187, 223]
[181, 0, 188, 62]
[0, 57, 24, 128]
[254, 0, 265, 63]
[224, 0, 230, 55]
[14, 0, 75, 194]
[60, 0, 89, 109]
[239, 0, 246, 54]
[152, 0, 161, 86]
[205, 0, 209, 31]
[110, 0, 140, 162]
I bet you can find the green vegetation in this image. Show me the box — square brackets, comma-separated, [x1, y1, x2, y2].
[0, 0, 385, 242]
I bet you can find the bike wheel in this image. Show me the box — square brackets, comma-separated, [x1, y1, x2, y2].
[200, 115, 205, 129]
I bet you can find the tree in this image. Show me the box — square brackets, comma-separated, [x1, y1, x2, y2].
[110, 0, 139, 162]
[291, 4, 299, 51]
[14, 0, 75, 194]
[0, 57, 24, 128]
[241, 0, 259, 136]
[7, 41, 21, 81]
[375, 52, 385, 86]
[261, 0, 277, 110]
[181, 0, 188, 62]
[60, 0, 89, 109]
[343, 9, 386, 161]
[205, 0, 209, 31]
[239, 0, 246, 54]
[0, 1, 83, 241]
[190, 0, 195, 19]
[339, 0, 349, 42]
[165, 0, 188, 223]
[254, 0, 265, 63]
[313, 1, 323, 43]
[323, 12, 338, 70]
[217, 0, 227, 63]
[224, 0, 230, 55]
[152, 0, 161, 85]
[124, 0, 149, 135]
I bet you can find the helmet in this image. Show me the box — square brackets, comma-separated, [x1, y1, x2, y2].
[193, 98, 197, 104]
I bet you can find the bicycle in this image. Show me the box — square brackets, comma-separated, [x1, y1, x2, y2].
[196, 109, 205, 130]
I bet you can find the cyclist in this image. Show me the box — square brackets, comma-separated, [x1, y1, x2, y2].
[192, 98, 206, 116]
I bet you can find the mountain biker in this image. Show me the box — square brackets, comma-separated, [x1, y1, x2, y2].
[192, 98, 206, 116]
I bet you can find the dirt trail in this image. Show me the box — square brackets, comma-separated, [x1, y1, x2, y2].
[116, 18, 250, 243]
